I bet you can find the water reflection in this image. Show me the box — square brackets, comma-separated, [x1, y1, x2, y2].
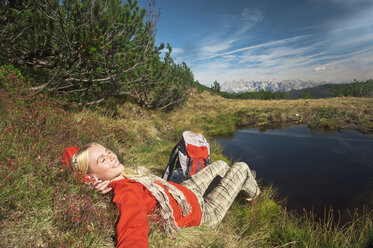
[216, 126, 373, 217]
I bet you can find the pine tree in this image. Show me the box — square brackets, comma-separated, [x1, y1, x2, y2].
[211, 80, 221, 93]
[0, 0, 194, 109]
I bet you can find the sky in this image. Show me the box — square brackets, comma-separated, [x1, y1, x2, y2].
[138, 0, 373, 86]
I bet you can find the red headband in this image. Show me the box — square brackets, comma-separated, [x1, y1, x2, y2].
[61, 146, 80, 166]
[61, 146, 92, 182]
[62, 146, 96, 183]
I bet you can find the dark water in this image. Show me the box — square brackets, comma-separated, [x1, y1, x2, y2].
[216, 126, 373, 217]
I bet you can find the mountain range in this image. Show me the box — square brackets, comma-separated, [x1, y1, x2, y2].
[220, 79, 330, 93]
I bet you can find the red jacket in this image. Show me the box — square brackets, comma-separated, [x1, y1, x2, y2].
[109, 179, 202, 248]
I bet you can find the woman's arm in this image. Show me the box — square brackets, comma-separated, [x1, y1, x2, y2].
[113, 182, 150, 248]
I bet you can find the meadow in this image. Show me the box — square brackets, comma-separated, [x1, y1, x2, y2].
[1, 66, 372, 247]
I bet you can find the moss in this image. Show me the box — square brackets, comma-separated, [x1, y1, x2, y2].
[200, 113, 237, 137]
[260, 200, 281, 218]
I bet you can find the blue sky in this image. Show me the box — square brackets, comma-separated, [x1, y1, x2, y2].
[138, 0, 373, 86]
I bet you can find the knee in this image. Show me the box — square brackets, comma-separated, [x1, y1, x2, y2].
[232, 162, 253, 176]
[212, 160, 230, 169]
[233, 161, 250, 171]
[214, 160, 228, 165]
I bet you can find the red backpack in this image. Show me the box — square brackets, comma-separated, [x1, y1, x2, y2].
[163, 131, 210, 184]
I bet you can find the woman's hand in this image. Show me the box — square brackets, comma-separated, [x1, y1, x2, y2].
[90, 176, 113, 194]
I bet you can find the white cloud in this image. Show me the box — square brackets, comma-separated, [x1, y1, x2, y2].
[184, 2, 373, 85]
[192, 34, 373, 85]
[239, 8, 264, 34]
[199, 34, 310, 61]
[314, 66, 326, 71]
[222, 55, 237, 61]
[308, 0, 373, 5]
[172, 48, 185, 54]
[329, 0, 372, 4]
[194, 8, 263, 60]
[201, 39, 235, 55]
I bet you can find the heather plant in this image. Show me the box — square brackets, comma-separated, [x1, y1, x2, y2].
[0, 67, 118, 246]
[1, 67, 372, 247]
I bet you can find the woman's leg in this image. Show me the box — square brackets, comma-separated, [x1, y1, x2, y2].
[181, 160, 230, 212]
[202, 162, 260, 227]
[181, 160, 230, 194]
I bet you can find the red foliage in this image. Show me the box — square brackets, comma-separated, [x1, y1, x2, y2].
[1, 69, 118, 246]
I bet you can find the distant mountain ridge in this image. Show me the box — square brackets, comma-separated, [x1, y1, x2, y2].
[221, 79, 329, 93]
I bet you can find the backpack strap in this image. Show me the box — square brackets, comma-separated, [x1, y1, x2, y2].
[165, 144, 179, 181]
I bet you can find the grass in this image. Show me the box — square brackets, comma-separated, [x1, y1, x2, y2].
[1, 65, 372, 247]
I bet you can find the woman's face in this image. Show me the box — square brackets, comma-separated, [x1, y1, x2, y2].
[87, 143, 124, 181]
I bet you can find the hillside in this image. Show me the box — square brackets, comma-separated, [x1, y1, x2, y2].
[1, 67, 373, 247]
[287, 84, 335, 99]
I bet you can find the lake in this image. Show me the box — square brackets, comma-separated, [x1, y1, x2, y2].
[216, 126, 373, 218]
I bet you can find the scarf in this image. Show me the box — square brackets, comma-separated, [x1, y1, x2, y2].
[125, 174, 192, 233]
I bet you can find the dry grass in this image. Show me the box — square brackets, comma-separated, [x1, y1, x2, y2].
[1, 66, 372, 247]
[157, 90, 373, 138]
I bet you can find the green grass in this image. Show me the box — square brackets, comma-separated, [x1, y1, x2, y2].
[1, 66, 372, 247]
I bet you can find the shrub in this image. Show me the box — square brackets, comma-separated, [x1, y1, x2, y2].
[0, 0, 194, 109]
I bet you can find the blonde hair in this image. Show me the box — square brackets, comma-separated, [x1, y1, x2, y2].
[71, 142, 150, 178]
[71, 142, 95, 174]
[122, 166, 150, 178]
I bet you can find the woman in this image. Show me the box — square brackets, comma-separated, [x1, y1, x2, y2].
[69, 142, 260, 248]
